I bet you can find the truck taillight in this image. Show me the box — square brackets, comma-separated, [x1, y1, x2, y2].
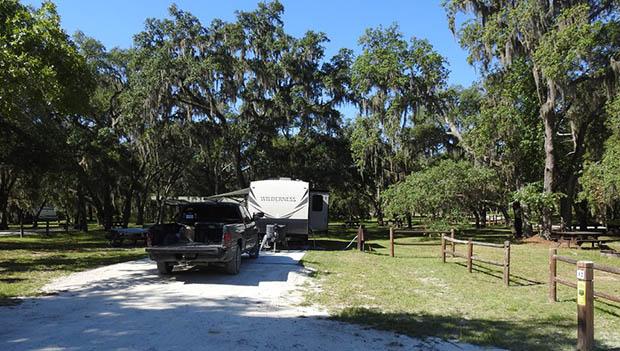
[223, 231, 232, 246]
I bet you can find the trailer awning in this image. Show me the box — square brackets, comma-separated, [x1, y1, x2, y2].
[207, 187, 250, 199]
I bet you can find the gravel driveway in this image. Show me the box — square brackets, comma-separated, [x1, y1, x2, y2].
[0, 251, 498, 351]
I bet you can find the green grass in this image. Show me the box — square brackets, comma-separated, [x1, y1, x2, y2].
[303, 223, 620, 351]
[0, 230, 146, 304]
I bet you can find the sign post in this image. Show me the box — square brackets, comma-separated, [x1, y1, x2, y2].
[576, 261, 594, 351]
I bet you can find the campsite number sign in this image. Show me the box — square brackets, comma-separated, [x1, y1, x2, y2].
[576, 269, 585, 280]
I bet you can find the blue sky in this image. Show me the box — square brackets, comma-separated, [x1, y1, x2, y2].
[24, 0, 479, 118]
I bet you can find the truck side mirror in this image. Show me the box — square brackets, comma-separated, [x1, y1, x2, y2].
[253, 212, 264, 220]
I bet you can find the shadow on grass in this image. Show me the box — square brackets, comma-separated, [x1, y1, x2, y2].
[332, 307, 584, 351]
[0, 232, 111, 252]
[458, 230, 513, 244]
[451, 261, 545, 287]
[595, 299, 620, 318]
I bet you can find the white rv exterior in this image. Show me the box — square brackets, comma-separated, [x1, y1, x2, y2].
[247, 178, 329, 237]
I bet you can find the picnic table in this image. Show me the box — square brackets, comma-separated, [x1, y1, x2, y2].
[550, 231, 618, 249]
[106, 227, 148, 247]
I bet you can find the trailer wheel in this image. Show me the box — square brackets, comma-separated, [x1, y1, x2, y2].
[156, 262, 174, 275]
[225, 245, 241, 275]
[249, 234, 260, 259]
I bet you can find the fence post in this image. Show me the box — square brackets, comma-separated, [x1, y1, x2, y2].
[358, 225, 366, 252]
[503, 240, 510, 286]
[576, 261, 594, 351]
[441, 234, 446, 263]
[357, 225, 362, 251]
[450, 228, 455, 256]
[389, 226, 395, 257]
[467, 239, 473, 273]
[549, 248, 557, 302]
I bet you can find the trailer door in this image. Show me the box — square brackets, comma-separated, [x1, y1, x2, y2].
[309, 192, 329, 232]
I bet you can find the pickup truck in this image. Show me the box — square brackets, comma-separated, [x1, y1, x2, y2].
[145, 201, 262, 275]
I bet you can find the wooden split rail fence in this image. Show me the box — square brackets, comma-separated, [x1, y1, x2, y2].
[441, 231, 511, 286]
[548, 248, 620, 304]
[388, 227, 450, 257]
[549, 248, 620, 350]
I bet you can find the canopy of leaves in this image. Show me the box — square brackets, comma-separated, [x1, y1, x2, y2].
[382, 160, 498, 222]
[579, 93, 620, 219]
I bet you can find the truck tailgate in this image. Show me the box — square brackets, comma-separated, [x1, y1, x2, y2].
[146, 244, 223, 254]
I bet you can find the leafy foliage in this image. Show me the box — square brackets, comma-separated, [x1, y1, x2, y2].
[382, 160, 498, 226]
[579, 93, 620, 220]
[350, 24, 449, 221]
[513, 183, 563, 226]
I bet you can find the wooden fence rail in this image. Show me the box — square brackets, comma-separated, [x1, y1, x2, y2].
[441, 233, 511, 286]
[549, 248, 620, 304]
[389, 227, 451, 258]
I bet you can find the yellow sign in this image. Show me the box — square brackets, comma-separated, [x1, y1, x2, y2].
[577, 281, 586, 306]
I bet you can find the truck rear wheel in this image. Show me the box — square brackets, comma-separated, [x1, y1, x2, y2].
[156, 262, 174, 275]
[225, 245, 241, 275]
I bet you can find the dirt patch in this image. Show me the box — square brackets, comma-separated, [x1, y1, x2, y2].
[0, 252, 501, 351]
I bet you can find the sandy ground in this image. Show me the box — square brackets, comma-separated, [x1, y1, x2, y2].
[0, 251, 501, 351]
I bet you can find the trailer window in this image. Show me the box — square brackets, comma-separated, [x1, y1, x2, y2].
[311, 195, 323, 212]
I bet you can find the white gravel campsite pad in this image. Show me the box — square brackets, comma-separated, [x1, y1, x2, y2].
[0, 251, 500, 351]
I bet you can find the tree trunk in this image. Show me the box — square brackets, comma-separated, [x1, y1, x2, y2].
[234, 145, 247, 188]
[121, 191, 132, 228]
[373, 199, 384, 226]
[473, 210, 480, 228]
[0, 203, 8, 229]
[541, 80, 557, 237]
[0, 192, 9, 230]
[512, 201, 523, 238]
[480, 207, 487, 228]
[102, 186, 114, 231]
[559, 176, 577, 231]
[559, 116, 590, 231]
[32, 203, 44, 229]
[74, 187, 88, 232]
[500, 205, 511, 226]
[135, 191, 146, 225]
[575, 200, 589, 231]
[0, 168, 17, 230]
[156, 197, 165, 224]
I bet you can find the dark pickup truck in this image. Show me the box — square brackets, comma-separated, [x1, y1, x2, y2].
[145, 201, 262, 275]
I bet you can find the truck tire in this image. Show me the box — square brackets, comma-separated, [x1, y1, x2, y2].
[248, 234, 260, 259]
[225, 245, 241, 275]
[156, 262, 174, 275]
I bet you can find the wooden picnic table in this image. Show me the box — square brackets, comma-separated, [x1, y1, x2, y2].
[106, 227, 148, 247]
[550, 231, 616, 249]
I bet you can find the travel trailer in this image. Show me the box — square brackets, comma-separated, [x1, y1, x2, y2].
[210, 178, 329, 240]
